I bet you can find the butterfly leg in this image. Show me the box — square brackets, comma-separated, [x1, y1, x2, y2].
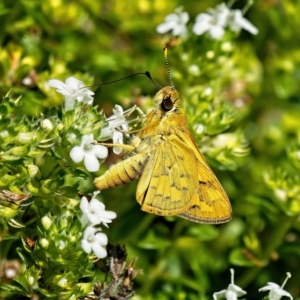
[98, 142, 135, 151]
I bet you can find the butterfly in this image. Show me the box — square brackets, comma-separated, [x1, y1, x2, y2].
[94, 84, 232, 224]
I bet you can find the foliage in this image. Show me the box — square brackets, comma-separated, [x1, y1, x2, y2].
[0, 0, 300, 299]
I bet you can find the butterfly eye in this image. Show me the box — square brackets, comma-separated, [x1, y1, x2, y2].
[161, 96, 174, 111]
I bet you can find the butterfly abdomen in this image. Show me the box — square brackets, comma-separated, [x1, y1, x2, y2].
[94, 152, 149, 190]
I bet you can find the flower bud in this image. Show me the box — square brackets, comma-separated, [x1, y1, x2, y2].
[41, 119, 54, 132]
[40, 238, 49, 249]
[41, 215, 52, 230]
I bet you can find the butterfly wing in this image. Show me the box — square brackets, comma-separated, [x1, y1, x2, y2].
[136, 134, 199, 216]
[136, 130, 232, 224]
[176, 130, 232, 224]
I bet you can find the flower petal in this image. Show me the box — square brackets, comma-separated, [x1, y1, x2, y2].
[112, 105, 124, 116]
[157, 21, 176, 34]
[81, 239, 92, 254]
[84, 152, 100, 172]
[70, 146, 84, 163]
[81, 134, 94, 146]
[95, 232, 108, 245]
[65, 77, 82, 90]
[92, 244, 107, 259]
[80, 196, 89, 214]
[93, 145, 108, 159]
[209, 25, 225, 39]
[213, 290, 226, 300]
[48, 79, 67, 90]
[113, 131, 123, 155]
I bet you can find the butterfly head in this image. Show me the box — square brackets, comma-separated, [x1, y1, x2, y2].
[154, 86, 183, 113]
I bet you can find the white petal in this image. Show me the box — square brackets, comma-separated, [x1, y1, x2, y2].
[81, 94, 94, 104]
[98, 210, 117, 221]
[81, 239, 92, 253]
[225, 290, 238, 300]
[209, 25, 225, 39]
[165, 13, 179, 22]
[83, 226, 96, 238]
[172, 24, 185, 36]
[112, 105, 124, 116]
[81, 134, 94, 146]
[70, 146, 84, 163]
[193, 21, 212, 35]
[99, 126, 114, 139]
[65, 77, 82, 90]
[180, 12, 189, 23]
[195, 13, 212, 23]
[113, 131, 123, 155]
[48, 79, 67, 90]
[89, 197, 105, 211]
[213, 290, 226, 300]
[92, 244, 107, 259]
[84, 152, 100, 172]
[157, 21, 176, 34]
[88, 213, 103, 225]
[94, 232, 108, 245]
[80, 196, 89, 214]
[92, 145, 108, 159]
[237, 16, 258, 34]
[259, 286, 272, 292]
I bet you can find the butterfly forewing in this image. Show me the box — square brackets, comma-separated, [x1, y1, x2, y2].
[177, 130, 232, 223]
[136, 134, 199, 216]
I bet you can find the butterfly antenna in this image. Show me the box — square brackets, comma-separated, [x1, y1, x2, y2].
[83, 72, 151, 89]
[163, 46, 175, 89]
[145, 71, 161, 90]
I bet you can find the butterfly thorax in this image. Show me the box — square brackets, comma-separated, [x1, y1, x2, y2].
[138, 86, 188, 138]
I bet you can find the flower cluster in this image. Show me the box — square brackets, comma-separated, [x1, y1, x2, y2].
[214, 269, 293, 300]
[48, 77, 129, 172]
[156, 3, 258, 39]
[80, 192, 117, 259]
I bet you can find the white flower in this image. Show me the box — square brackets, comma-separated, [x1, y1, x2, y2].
[48, 77, 94, 110]
[259, 272, 293, 300]
[80, 191, 117, 227]
[193, 3, 258, 39]
[81, 226, 108, 259]
[100, 105, 128, 155]
[70, 134, 108, 172]
[213, 269, 247, 300]
[156, 7, 189, 37]
[193, 3, 230, 39]
[228, 9, 258, 35]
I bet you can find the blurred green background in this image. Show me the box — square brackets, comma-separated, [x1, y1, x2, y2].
[1, 0, 300, 299]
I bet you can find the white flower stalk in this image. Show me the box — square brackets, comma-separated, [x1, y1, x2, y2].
[156, 7, 189, 38]
[259, 272, 293, 300]
[193, 3, 258, 39]
[99, 105, 129, 155]
[70, 134, 108, 172]
[213, 269, 247, 300]
[80, 191, 117, 227]
[81, 226, 108, 259]
[48, 77, 94, 110]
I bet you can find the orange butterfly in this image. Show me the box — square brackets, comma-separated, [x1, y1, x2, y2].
[94, 49, 232, 224]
